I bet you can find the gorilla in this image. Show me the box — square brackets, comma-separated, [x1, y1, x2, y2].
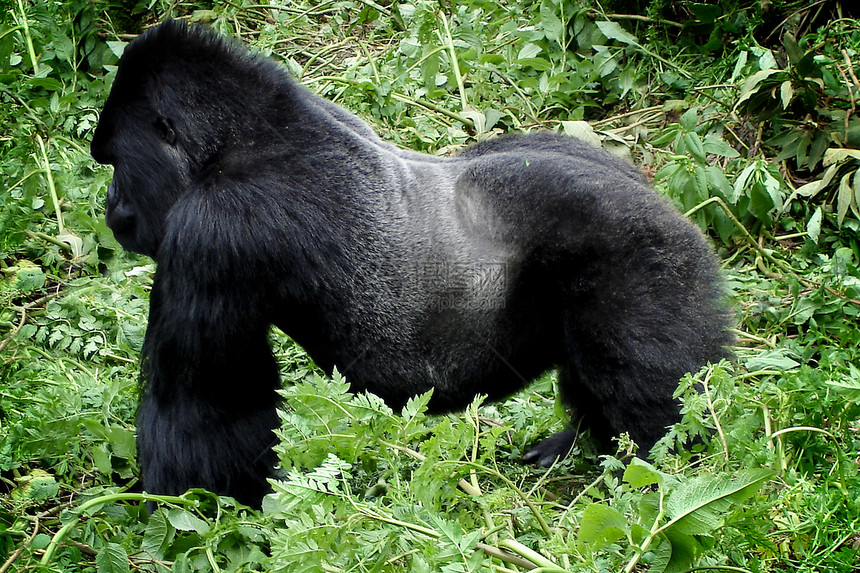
[91, 19, 732, 507]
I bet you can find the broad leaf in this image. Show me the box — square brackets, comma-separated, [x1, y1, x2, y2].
[623, 457, 667, 489]
[596, 21, 639, 46]
[663, 470, 772, 537]
[96, 543, 129, 573]
[578, 504, 628, 550]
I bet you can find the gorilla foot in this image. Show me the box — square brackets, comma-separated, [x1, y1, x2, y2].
[523, 427, 578, 467]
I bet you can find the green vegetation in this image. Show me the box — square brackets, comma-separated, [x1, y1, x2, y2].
[2, 0, 860, 571]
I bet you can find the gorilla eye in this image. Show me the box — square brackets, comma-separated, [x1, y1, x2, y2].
[155, 117, 177, 145]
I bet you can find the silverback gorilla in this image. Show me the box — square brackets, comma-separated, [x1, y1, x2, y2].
[91, 19, 732, 507]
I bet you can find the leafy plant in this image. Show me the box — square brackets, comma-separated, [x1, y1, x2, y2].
[4, 2, 860, 572]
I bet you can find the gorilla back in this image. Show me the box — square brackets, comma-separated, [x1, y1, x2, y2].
[91, 19, 732, 507]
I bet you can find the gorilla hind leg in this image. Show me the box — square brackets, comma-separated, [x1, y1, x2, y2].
[536, 236, 732, 460]
[554, 306, 720, 457]
[522, 367, 615, 467]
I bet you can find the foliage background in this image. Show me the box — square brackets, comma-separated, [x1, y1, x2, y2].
[2, 0, 860, 571]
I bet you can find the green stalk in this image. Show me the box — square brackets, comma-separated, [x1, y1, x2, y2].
[438, 11, 468, 112]
[36, 135, 64, 234]
[16, 0, 39, 75]
[40, 493, 196, 565]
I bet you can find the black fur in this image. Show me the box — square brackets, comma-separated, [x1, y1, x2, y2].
[91, 19, 732, 507]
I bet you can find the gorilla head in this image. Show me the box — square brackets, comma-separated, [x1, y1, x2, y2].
[92, 19, 732, 508]
[91, 26, 279, 256]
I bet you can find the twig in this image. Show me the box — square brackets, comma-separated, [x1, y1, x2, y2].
[476, 543, 539, 570]
[25, 230, 72, 252]
[0, 308, 26, 355]
[592, 104, 664, 127]
[839, 49, 858, 140]
[0, 513, 41, 573]
[591, 11, 683, 29]
[0, 293, 59, 358]
[605, 112, 664, 134]
[685, 196, 790, 276]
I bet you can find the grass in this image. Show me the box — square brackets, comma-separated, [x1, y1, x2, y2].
[2, 1, 860, 571]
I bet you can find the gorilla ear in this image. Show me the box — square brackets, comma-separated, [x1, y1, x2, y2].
[155, 117, 177, 145]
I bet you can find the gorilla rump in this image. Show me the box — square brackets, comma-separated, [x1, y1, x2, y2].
[91, 19, 732, 507]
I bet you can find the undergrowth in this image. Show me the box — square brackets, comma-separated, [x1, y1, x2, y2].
[2, 1, 860, 571]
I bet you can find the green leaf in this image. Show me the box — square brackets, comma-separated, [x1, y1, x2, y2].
[791, 180, 823, 200]
[167, 509, 211, 534]
[108, 425, 137, 459]
[28, 77, 63, 91]
[663, 470, 772, 537]
[807, 207, 822, 244]
[853, 169, 860, 220]
[516, 43, 542, 61]
[539, 1, 565, 46]
[783, 33, 803, 65]
[837, 172, 853, 226]
[96, 542, 130, 573]
[14, 266, 46, 292]
[142, 509, 174, 561]
[730, 50, 749, 83]
[683, 132, 706, 163]
[824, 148, 860, 165]
[107, 41, 127, 58]
[623, 458, 666, 488]
[744, 349, 800, 371]
[52, 34, 75, 64]
[827, 365, 860, 403]
[779, 80, 793, 109]
[171, 553, 192, 573]
[13, 470, 58, 502]
[705, 165, 733, 198]
[92, 443, 112, 475]
[578, 503, 628, 550]
[514, 57, 552, 71]
[749, 180, 776, 222]
[731, 162, 756, 203]
[562, 121, 601, 147]
[646, 533, 673, 573]
[735, 68, 781, 109]
[679, 107, 698, 132]
[702, 136, 740, 159]
[758, 49, 778, 70]
[401, 389, 432, 419]
[596, 21, 639, 46]
[661, 529, 700, 573]
[420, 51, 439, 93]
[690, 3, 722, 22]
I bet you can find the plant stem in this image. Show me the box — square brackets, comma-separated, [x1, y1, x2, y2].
[499, 539, 568, 571]
[35, 135, 64, 234]
[438, 11, 468, 112]
[16, 0, 38, 74]
[702, 367, 729, 461]
[40, 493, 196, 566]
[623, 489, 665, 573]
